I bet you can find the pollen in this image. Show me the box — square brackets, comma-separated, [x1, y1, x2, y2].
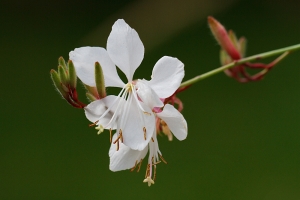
[159, 154, 168, 164]
[89, 120, 99, 127]
[113, 132, 123, 151]
[143, 127, 147, 140]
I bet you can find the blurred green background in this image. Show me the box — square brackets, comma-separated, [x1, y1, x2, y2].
[1, 0, 300, 199]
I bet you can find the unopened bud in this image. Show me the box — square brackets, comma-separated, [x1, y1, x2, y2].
[58, 65, 68, 86]
[208, 16, 241, 60]
[50, 69, 68, 97]
[58, 56, 68, 70]
[95, 62, 106, 98]
[68, 60, 77, 89]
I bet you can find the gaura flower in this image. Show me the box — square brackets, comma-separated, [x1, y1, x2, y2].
[69, 19, 187, 185]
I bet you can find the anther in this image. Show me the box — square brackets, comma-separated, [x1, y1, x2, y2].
[137, 159, 143, 172]
[130, 160, 138, 172]
[113, 136, 120, 144]
[116, 140, 119, 151]
[143, 127, 147, 140]
[151, 137, 154, 142]
[159, 154, 168, 164]
[89, 120, 99, 127]
[153, 161, 161, 165]
[143, 112, 151, 116]
[113, 134, 122, 144]
[119, 129, 123, 143]
[145, 164, 151, 178]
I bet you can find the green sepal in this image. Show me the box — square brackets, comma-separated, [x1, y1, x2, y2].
[86, 92, 98, 102]
[58, 65, 68, 86]
[58, 57, 68, 70]
[68, 60, 77, 89]
[50, 69, 68, 97]
[95, 62, 106, 98]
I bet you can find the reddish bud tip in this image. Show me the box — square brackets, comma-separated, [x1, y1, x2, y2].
[208, 16, 241, 60]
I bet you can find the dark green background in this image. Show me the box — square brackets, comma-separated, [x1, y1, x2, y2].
[1, 0, 300, 199]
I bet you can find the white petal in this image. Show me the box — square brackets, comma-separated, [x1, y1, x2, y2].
[148, 56, 184, 98]
[156, 104, 187, 141]
[121, 96, 155, 151]
[136, 80, 164, 109]
[107, 19, 144, 81]
[69, 47, 124, 87]
[109, 134, 148, 171]
[84, 95, 120, 129]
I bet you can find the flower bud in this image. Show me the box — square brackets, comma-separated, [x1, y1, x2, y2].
[95, 62, 106, 99]
[50, 57, 86, 108]
[208, 16, 241, 60]
[68, 60, 77, 89]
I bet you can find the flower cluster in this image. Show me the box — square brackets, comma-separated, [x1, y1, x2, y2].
[69, 19, 188, 186]
[208, 16, 287, 82]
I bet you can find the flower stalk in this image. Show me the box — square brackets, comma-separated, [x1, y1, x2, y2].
[180, 43, 300, 87]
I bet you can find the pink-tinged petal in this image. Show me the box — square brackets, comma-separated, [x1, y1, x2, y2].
[157, 104, 187, 141]
[148, 56, 184, 98]
[136, 80, 164, 109]
[109, 134, 148, 171]
[84, 95, 120, 129]
[120, 95, 155, 151]
[69, 47, 124, 87]
[107, 19, 144, 81]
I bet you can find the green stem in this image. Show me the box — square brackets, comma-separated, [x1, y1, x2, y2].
[180, 43, 300, 87]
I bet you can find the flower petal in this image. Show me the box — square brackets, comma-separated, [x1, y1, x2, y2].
[148, 56, 184, 98]
[136, 80, 164, 109]
[109, 134, 148, 172]
[120, 95, 155, 151]
[107, 19, 144, 81]
[69, 47, 124, 87]
[84, 95, 121, 129]
[156, 104, 187, 141]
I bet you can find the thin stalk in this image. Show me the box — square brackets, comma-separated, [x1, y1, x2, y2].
[180, 43, 300, 87]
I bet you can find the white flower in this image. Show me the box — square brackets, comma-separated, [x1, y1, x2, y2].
[70, 19, 185, 149]
[69, 19, 188, 184]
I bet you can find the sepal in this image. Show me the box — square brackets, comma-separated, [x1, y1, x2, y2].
[95, 62, 106, 98]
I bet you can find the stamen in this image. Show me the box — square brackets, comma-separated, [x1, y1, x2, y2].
[113, 135, 121, 144]
[116, 140, 119, 151]
[143, 111, 151, 116]
[151, 137, 154, 142]
[130, 160, 138, 172]
[119, 129, 123, 143]
[153, 161, 161, 165]
[145, 164, 151, 178]
[153, 164, 157, 182]
[137, 159, 143, 172]
[159, 154, 168, 164]
[89, 120, 99, 127]
[143, 127, 147, 140]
